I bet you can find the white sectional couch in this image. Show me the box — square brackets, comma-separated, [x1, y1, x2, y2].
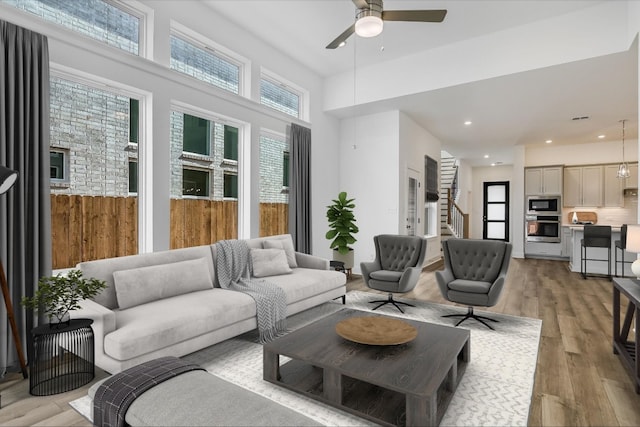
[72, 234, 346, 374]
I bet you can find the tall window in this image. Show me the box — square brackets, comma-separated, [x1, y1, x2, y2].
[259, 132, 289, 237]
[49, 75, 139, 268]
[170, 33, 240, 94]
[6, 0, 141, 55]
[260, 78, 300, 118]
[169, 109, 240, 248]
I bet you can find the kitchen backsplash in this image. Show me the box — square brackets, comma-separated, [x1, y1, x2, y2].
[561, 193, 638, 226]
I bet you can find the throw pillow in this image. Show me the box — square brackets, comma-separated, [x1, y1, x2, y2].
[262, 238, 298, 268]
[250, 248, 292, 278]
[114, 257, 213, 309]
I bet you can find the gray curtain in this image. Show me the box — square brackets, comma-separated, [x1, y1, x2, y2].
[287, 123, 312, 254]
[0, 20, 51, 375]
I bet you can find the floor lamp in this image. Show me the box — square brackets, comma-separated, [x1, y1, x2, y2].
[0, 166, 28, 380]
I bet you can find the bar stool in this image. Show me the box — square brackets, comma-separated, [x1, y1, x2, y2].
[581, 225, 612, 279]
[614, 224, 632, 277]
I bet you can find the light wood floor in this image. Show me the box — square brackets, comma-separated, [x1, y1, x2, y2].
[1, 257, 640, 426]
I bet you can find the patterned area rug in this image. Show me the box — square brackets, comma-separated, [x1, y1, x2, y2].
[70, 291, 541, 426]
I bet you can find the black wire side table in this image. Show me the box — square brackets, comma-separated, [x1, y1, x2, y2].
[30, 318, 94, 396]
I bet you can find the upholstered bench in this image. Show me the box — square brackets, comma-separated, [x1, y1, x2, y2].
[88, 370, 319, 426]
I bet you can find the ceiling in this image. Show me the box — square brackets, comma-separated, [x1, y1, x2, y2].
[203, 0, 638, 166]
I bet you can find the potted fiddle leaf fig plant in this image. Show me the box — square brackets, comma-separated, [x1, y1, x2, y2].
[326, 191, 359, 269]
[21, 269, 106, 327]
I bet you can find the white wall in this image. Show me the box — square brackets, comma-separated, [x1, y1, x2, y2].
[338, 111, 400, 272]
[399, 113, 443, 264]
[525, 139, 639, 167]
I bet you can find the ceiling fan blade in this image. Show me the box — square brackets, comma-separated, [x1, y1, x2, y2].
[352, 0, 369, 9]
[382, 9, 447, 22]
[326, 23, 356, 49]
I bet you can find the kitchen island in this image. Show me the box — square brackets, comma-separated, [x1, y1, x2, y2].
[568, 226, 634, 277]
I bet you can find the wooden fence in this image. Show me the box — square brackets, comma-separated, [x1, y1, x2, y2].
[51, 195, 288, 269]
[51, 195, 138, 270]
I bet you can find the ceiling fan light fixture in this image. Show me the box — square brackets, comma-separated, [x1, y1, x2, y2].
[355, 15, 383, 37]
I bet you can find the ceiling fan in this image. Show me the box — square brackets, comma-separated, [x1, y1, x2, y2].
[326, 0, 447, 49]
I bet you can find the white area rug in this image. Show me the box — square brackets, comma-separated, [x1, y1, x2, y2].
[70, 291, 541, 426]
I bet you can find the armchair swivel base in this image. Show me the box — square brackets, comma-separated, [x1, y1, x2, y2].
[369, 292, 415, 314]
[442, 306, 498, 330]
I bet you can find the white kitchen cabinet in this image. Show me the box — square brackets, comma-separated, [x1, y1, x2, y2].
[624, 163, 638, 189]
[525, 166, 563, 195]
[563, 165, 603, 207]
[561, 226, 572, 258]
[604, 164, 624, 207]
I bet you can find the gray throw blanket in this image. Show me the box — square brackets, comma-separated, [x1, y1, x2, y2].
[92, 356, 204, 427]
[216, 239, 287, 342]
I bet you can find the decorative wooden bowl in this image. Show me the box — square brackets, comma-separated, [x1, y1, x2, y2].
[335, 316, 417, 345]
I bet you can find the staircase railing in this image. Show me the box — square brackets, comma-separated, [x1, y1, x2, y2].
[447, 188, 469, 238]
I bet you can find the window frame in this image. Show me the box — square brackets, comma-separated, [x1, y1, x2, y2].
[4, 0, 150, 57]
[260, 68, 308, 120]
[169, 21, 249, 97]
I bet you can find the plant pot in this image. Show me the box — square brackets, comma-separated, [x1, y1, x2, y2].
[333, 249, 354, 269]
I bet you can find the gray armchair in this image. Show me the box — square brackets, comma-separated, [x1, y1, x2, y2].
[360, 234, 427, 313]
[436, 238, 512, 329]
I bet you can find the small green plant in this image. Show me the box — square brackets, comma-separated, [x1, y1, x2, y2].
[21, 269, 106, 324]
[326, 191, 359, 255]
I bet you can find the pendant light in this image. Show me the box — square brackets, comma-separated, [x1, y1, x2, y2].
[617, 119, 631, 179]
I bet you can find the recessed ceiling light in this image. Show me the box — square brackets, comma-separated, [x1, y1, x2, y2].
[545, 140, 552, 144]
[491, 163, 496, 166]
[464, 121, 472, 126]
[338, 41, 346, 48]
[484, 154, 489, 158]
[598, 134, 605, 139]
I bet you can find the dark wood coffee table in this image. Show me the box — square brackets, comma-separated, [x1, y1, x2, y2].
[263, 308, 470, 426]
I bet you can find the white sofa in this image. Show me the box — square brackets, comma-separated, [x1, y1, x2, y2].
[72, 234, 346, 374]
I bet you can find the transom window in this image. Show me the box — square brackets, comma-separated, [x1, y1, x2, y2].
[260, 78, 300, 118]
[6, 0, 141, 55]
[170, 33, 240, 95]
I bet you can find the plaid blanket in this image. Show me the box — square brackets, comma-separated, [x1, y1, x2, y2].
[216, 239, 287, 342]
[92, 356, 204, 427]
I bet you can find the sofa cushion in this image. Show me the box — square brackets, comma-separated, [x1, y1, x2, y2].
[104, 289, 256, 361]
[265, 268, 345, 305]
[250, 249, 292, 278]
[114, 258, 214, 310]
[448, 279, 492, 294]
[369, 270, 403, 282]
[262, 238, 298, 268]
[79, 245, 215, 309]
